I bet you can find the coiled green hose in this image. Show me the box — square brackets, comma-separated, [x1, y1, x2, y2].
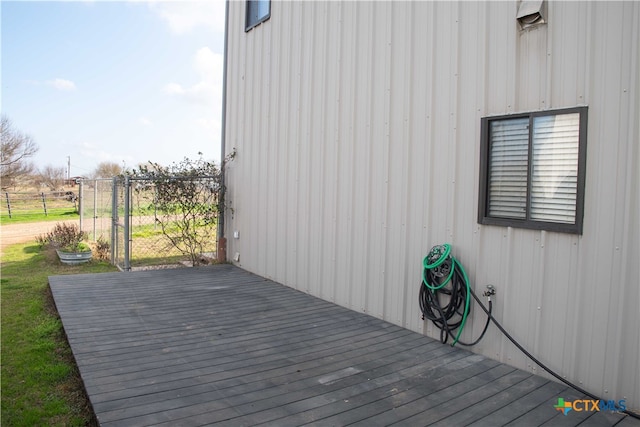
[419, 244, 489, 346]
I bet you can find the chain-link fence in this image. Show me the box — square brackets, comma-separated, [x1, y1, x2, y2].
[1, 177, 219, 269]
[108, 176, 220, 271]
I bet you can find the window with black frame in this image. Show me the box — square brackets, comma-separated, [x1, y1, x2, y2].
[245, 0, 270, 32]
[478, 107, 588, 234]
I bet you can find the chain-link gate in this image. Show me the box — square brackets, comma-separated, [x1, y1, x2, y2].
[77, 178, 114, 242]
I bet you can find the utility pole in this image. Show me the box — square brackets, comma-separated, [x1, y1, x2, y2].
[67, 156, 71, 180]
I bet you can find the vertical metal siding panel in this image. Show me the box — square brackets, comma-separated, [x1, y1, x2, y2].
[473, 0, 505, 361]
[258, 23, 272, 277]
[274, 3, 292, 285]
[294, 2, 311, 293]
[616, 1, 640, 405]
[286, 3, 303, 291]
[305, 2, 327, 298]
[602, 2, 639, 400]
[444, 2, 460, 247]
[239, 1, 255, 271]
[516, 25, 547, 110]
[364, 1, 392, 319]
[277, 3, 295, 288]
[507, 230, 541, 371]
[321, 2, 341, 304]
[421, 2, 463, 339]
[576, 2, 626, 396]
[263, 16, 277, 281]
[382, 2, 410, 326]
[486, 1, 518, 114]
[477, 1, 546, 373]
[591, 1, 640, 404]
[395, 2, 421, 331]
[549, 2, 583, 107]
[247, 22, 262, 273]
[403, 1, 432, 333]
[418, 2, 438, 336]
[428, 1, 454, 247]
[334, 2, 357, 308]
[349, 3, 374, 316]
[540, 3, 589, 386]
[453, 1, 487, 347]
[422, 3, 439, 339]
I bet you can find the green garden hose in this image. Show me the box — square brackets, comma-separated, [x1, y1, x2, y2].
[419, 244, 490, 346]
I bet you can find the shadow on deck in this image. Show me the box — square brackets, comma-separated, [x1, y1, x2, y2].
[49, 264, 637, 426]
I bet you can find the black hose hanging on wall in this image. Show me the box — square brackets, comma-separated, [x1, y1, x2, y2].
[419, 244, 491, 346]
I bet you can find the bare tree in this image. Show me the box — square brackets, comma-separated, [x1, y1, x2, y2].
[1, 116, 39, 189]
[92, 161, 123, 178]
[36, 165, 66, 191]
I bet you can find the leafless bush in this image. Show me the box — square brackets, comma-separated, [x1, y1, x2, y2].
[92, 236, 110, 260]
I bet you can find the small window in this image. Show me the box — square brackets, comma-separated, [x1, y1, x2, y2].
[478, 107, 588, 234]
[245, 0, 270, 32]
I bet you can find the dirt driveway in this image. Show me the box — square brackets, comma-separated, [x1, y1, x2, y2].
[0, 219, 80, 257]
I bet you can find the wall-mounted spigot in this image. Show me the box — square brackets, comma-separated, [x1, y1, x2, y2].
[483, 284, 496, 297]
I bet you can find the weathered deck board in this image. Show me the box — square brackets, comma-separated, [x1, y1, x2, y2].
[49, 265, 637, 426]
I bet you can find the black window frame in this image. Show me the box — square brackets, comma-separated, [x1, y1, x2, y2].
[478, 106, 588, 234]
[245, 0, 270, 32]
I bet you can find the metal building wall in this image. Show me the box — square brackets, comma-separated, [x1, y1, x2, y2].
[223, 1, 639, 407]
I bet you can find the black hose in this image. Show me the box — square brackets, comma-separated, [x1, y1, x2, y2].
[419, 243, 640, 420]
[467, 287, 640, 420]
[419, 253, 491, 346]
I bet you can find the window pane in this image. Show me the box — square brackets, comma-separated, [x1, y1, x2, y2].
[488, 118, 529, 219]
[246, 0, 270, 30]
[257, 0, 270, 19]
[530, 113, 580, 223]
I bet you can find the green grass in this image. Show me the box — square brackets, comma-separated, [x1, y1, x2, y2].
[127, 223, 217, 266]
[1, 243, 118, 426]
[0, 208, 79, 224]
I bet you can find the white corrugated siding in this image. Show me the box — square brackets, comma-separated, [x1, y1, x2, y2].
[224, 1, 640, 407]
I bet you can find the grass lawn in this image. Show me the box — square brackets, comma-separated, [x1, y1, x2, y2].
[1, 242, 118, 426]
[0, 208, 80, 224]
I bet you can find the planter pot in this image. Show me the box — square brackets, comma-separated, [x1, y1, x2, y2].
[56, 249, 93, 265]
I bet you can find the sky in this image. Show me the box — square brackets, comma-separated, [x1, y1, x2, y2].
[1, 0, 226, 178]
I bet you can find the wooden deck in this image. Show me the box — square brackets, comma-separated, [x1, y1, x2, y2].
[49, 265, 638, 427]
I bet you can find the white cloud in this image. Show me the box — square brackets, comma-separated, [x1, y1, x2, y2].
[139, 117, 153, 126]
[26, 78, 76, 91]
[194, 117, 219, 131]
[48, 78, 77, 91]
[149, 1, 225, 35]
[164, 82, 185, 95]
[164, 47, 223, 106]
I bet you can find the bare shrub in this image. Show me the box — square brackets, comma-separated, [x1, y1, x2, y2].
[92, 237, 110, 261]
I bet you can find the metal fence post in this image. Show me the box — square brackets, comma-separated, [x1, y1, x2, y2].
[111, 177, 118, 265]
[93, 179, 98, 241]
[78, 180, 84, 231]
[124, 176, 131, 271]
